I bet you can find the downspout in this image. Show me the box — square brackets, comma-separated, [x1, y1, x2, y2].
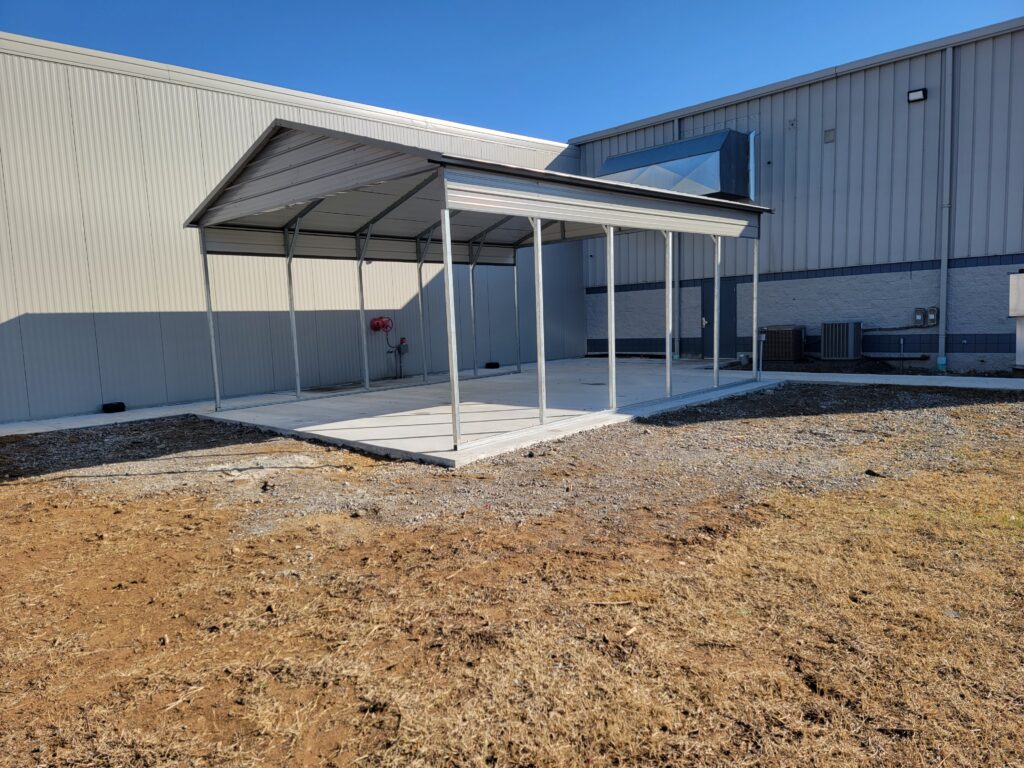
[937, 44, 955, 372]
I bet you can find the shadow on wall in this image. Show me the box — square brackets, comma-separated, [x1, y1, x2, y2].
[0, 251, 588, 423]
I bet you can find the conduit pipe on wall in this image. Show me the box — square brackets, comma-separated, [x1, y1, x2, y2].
[937, 44, 955, 372]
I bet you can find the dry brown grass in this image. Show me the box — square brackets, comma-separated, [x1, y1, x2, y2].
[1, 387, 1022, 766]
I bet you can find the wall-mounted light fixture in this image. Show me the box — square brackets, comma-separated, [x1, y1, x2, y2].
[907, 88, 927, 103]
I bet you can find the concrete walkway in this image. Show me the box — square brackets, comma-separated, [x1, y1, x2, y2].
[760, 370, 1024, 391]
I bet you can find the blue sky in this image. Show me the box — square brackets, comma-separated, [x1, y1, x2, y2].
[1, 1, 1020, 141]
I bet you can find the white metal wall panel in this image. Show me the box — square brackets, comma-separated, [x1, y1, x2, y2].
[0, 54, 105, 417]
[67, 66, 172, 406]
[0, 33, 580, 172]
[0, 54, 95, 314]
[0, 38, 585, 421]
[0, 116, 31, 421]
[136, 81, 208, 311]
[69, 66, 160, 311]
[136, 80, 217, 403]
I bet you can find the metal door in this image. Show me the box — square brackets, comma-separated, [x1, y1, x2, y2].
[701, 277, 737, 359]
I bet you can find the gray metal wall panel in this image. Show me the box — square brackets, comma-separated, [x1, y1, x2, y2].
[572, 18, 1024, 145]
[93, 312, 168, 407]
[579, 47, 954, 286]
[214, 311, 277, 397]
[160, 313, 215, 404]
[19, 315, 104, 419]
[575, 25, 1023, 374]
[0, 321, 30, 422]
[952, 30, 1024, 259]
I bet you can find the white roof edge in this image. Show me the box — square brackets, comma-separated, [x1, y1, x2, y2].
[0, 30, 577, 157]
[569, 15, 1024, 144]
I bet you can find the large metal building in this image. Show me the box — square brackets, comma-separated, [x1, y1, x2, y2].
[573, 17, 1024, 371]
[1, 16, 1022, 424]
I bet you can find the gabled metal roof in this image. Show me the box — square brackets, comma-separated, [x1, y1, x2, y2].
[187, 120, 769, 266]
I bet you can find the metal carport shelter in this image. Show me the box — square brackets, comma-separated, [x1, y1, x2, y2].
[186, 119, 769, 452]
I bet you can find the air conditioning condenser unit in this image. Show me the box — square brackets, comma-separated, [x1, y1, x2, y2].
[821, 321, 863, 360]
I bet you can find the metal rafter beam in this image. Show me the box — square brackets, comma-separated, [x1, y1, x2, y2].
[211, 222, 515, 252]
[512, 218, 560, 248]
[465, 215, 515, 248]
[283, 198, 326, 233]
[354, 170, 438, 239]
[414, 209, 461, 243]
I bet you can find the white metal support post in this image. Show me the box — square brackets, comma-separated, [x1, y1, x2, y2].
[674, 233, 682, 360]
[416, 238, 430, 383]
[530, 217, 547, 424]
[712, 234, 722, 388]
[512, 250, 522, 373]
[937, 45, 954, 372]
[199, 227, 222, 411]
[440, 209, 461, 449]
[604, 225, 616, 410]
[283, 221, 303, 400]
[356, 228, 372, 390]
[663, 230, 673, 398]
[468, 242, 479, 378]
[751, 238, 760, 382]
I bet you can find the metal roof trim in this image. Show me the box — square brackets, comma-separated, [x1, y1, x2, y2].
[438, 156, 771, 215]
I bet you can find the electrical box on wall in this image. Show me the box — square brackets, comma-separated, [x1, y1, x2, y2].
[913, 308, 939, 327]
[1010, 272, 1024, 317]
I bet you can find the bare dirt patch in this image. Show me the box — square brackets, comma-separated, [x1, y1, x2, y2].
[1, 384, 1022, 766]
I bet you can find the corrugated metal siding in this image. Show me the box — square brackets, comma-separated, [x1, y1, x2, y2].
[1, 32, 580, 172]
[579, 48, 980, 287]
[0, 91, 31, 421]
[0, 42, 584, 421]
[952, 29, 1024, 259]
[0, 54, 105, 418]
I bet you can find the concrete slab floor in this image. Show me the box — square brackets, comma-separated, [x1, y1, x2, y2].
[204, 358, 767, 466]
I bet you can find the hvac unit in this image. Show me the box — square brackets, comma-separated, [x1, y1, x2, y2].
[763, 325, 805, 363]
[821, 321, 863, 360]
